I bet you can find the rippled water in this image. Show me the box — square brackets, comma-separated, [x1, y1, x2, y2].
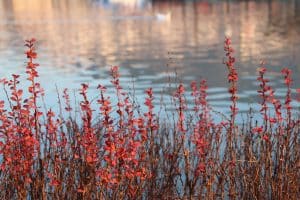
[0, 0, 299, 114]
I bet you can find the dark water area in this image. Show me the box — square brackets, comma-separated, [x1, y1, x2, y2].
[0, 0, 299, 115]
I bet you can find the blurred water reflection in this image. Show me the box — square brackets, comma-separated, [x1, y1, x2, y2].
[0, 0, 299, 113]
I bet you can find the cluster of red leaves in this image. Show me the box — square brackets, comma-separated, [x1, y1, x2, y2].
[0, 39, 42, 195]
[257, 64, 272, 121]
[281, 68, 293, 121]
[224, 37, 238, 122]
[95, 66, 151, 195]
[144, 88, 157, 132]
[174, 83, 186, 132]
[254, 62, 286, 140]
[190, 79, 211, 175]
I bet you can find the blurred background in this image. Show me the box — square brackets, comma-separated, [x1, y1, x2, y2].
[0, 0, 299, 113]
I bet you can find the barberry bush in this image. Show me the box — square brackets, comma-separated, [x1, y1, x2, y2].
[0, 38, 299, 199]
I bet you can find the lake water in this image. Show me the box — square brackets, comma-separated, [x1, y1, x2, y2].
[0, 0, 299, 114]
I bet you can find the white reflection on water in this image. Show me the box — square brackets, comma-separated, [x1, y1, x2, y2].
[0, 0, 299, 115]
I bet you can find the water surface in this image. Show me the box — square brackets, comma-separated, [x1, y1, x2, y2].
[0, 0, 299, 114]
